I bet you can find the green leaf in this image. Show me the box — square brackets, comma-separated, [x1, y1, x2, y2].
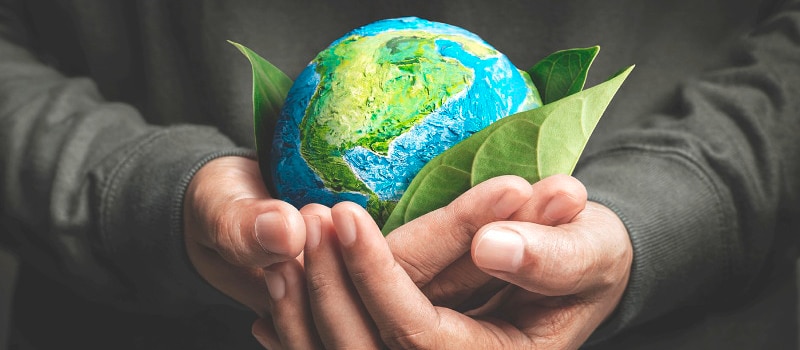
[381, 135, 480, 232]
[404, 166, 472, 222]
[528, 46, 599, 104]
[229, 40, 294, 195]
[471, 119, 540, 185]
[382, 65, 634, 234]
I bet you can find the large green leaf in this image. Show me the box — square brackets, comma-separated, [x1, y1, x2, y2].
[404, 166, 472, 223]
[381, 130, 483, 232]
[528, 46, 599, 104]
[382, 65, 634, 234]
[471, 119, 540, 185]
[229, 41, 293, 195]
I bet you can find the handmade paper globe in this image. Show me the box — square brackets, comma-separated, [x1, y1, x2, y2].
[271, 17, 542, 224]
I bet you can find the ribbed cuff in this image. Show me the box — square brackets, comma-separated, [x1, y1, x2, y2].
[575, 146, 736, 345]
[99, 125, 256, 316]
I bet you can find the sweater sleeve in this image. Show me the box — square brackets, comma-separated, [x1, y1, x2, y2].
[0, 4, 246, 315]
[579, 0, 800, 342]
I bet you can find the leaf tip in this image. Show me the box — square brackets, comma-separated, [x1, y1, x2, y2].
[227, 40, 250, 56]
[608, 64, 635, 81]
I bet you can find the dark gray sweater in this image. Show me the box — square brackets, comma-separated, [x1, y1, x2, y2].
[1, 0, 799, 348]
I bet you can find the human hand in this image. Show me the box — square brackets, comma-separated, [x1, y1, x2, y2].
[252, 175, 632, 349]
[465, 199, 632, 348]
[182, 156, 307, 315]
[385, 174, 590, 311]
[271, 199, 630, 349]
[249, 174, 559, 348]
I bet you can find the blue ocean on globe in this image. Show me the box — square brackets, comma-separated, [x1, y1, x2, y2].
[271, 16, 542, 224]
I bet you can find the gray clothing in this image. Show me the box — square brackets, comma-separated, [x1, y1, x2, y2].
[1, 0, 799, 348]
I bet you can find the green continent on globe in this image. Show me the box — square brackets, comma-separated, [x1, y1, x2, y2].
[300, 31, 488, 203]
[272, 17, 541, 226]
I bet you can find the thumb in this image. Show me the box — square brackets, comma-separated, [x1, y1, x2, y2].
[223, 198, 307, 266]
[187, 195, 307, 267]
[470, 202, 631, 296]
[184, 157, 307, 267]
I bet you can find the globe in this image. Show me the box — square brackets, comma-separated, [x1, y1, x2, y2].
[271, 17, 542, 225]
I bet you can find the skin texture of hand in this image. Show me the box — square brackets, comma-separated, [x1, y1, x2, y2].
[384, 174, 590, 312]
[251, 175, 632, 349]
[182, 156, 308, 316]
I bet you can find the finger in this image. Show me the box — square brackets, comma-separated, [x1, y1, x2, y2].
[421, 254, 506, 311]
[509, 174, 587, 225]
[494, 290, 603, 350]
[185, 157, 307, 267]
[301, 204, 383, 349]
[184, 240, 269, 314]
[222, 198, 307, 267]
[331, 202, 526, 350]
[472, 202, 632, 296]
[263, 259, 322, 349]
[387, 175, 534, 286]
[409, 175, 586, 303]
[252, 317, 282, 349]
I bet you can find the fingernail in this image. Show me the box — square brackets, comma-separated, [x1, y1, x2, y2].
[336, 209, 357, 247]
[474, 228, 524, 272]
[264, 269, 286, 300]
[543, 193, 576, 223]
[303, 215, 321, 250]
[255, 212, 290, 256]
[251, 321, 271, 347]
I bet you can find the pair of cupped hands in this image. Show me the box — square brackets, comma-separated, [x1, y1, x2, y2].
[183, 157, 632, 349]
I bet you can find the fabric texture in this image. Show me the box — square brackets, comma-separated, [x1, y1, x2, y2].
[1, 0, 798, 348]
[579, 2, 800, 339]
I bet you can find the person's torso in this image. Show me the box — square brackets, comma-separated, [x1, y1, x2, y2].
[21, 0, 770, 148]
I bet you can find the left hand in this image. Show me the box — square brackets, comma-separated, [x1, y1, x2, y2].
[182, 157, 309, 316]
[253, 194, 632, 349]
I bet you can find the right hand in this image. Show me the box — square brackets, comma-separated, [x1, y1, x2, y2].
[251, 174, 593, 348]
[181, 156, 308, 316]
[273, 196, 630, 350]
[386, 174, 589, 311]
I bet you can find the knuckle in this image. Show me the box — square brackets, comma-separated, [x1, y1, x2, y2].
[525, 233, 591, 294]
[210, 202, 249, 265]
[349, 269, 372, 286]
[423, 268, 486, 307]
[381, 326, 432, 350]
[349, 261, 401, 288]
[422, 280, 457, 305]
[554, 239, 591, 293]
[393, 253, 436, 287]
[379, 307, 440, 350]
[443, 201, 480, 239]
[305, 270, 338, 301]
